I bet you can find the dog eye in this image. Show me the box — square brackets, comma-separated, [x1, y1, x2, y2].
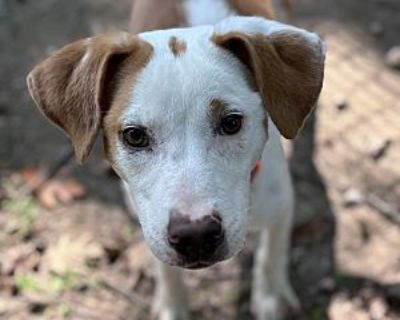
[219, 113, 243, 135]
[122, 126, 150, 149]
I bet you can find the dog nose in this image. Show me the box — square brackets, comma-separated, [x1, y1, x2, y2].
[167, 211, 225, 260]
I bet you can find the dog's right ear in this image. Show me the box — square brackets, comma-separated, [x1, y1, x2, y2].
[27, 32, 153, 163]
[212, 17, 325, 139]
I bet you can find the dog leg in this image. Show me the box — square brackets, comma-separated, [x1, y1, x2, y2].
[153, 260, 190, 320]
[251, 215, 299, 320]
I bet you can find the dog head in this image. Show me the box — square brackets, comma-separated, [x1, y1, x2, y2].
[27, 17, 325, 269]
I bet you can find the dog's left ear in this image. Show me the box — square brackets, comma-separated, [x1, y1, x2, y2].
[27, 32, 153, 163]
[212, 17, 326, 139]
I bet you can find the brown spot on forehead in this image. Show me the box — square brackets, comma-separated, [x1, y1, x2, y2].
[169, 36, 187, 57]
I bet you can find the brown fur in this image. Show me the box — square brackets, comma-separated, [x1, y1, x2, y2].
[228, 0, 294, 21]
[129, 0, 186, 34]
[27, 33, 153, 163]
[169, 36, 187, 57]
[212, 31, 324, 139]
[228, 0, 276, 19]
[102, 43, 153, 164]
[209, 99, 228, 121]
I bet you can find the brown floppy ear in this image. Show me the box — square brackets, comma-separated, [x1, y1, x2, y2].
[213, 27, 325, 139]
[27, 32, 152, 162]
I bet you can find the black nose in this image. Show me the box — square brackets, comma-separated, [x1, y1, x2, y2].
[167, 212, 225, 260]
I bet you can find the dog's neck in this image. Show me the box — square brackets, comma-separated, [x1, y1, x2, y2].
[129, 0, 274, 34]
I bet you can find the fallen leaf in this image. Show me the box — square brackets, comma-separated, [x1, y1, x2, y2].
[0, 298, 24, 317]
[36, 177, 85, 208]
[125, 241, 153, 286]
[126, 241, 152, 272]
[18, 167, 85, 208]
[0, 243, 40, 276]
[43, 234, 103, 274]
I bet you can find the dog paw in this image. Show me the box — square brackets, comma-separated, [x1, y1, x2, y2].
[251, 286, 300, 320]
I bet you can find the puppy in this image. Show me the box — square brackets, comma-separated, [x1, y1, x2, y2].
[27, 1, 325, 319]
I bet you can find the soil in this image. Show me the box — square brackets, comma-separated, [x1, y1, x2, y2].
[0, 0, 399, 319]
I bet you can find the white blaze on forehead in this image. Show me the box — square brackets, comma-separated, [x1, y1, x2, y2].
[125, 26, 261, 128]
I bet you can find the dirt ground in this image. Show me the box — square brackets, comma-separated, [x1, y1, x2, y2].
[1, 0, 400, 319]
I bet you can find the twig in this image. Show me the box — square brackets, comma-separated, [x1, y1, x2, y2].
[98, 280, 150, 307]
[365, 193, 400, 226]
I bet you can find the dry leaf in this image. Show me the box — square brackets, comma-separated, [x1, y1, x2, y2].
[43, 234, 103, 274]
[0, 298, 24, 316]
[125, 241, 153, 287]
[126, 241, 152, 271]
[0, 243, 40, 276]
[36, 177, 85, 208]
[19, 167, 86, 208]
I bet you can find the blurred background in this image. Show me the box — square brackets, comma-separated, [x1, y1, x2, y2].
[0, 0, 400, 319]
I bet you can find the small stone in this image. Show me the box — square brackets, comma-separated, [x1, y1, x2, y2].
[369, 139, 392, 161]
[369, 297, 388, 319]
[369, 21, 384, 37]
[333, 94, 348, 111]
[385, 46, 400, 70]
[343, 189, 364, 207]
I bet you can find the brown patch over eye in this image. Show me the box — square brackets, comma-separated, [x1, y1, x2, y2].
[169, 36, 187, 57]
[210, 99, 228, 115]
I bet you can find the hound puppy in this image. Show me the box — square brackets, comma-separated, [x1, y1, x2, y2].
[27, 1, 325, 319]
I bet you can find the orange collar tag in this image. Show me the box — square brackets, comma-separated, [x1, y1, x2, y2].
[251, 160, 262, 181]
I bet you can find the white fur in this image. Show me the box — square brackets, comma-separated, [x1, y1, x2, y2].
[120, 25, 267, 264]
[183, 0, 235, 27]
[112, 16, 325, 320]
